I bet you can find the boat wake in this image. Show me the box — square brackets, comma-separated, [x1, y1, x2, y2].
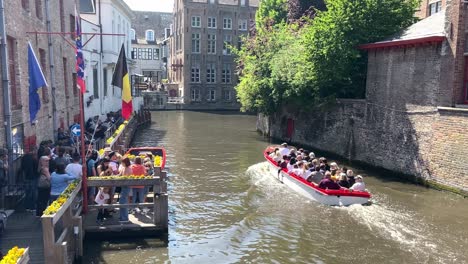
[246, 162, 459, 263]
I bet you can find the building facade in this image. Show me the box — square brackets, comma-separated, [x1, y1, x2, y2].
[415, 0, 446, 19]
[130, 11, 172, 88]
[0, 0, 80, 156]
[169, 0, 259, 110]
[80, 0, 143, 120]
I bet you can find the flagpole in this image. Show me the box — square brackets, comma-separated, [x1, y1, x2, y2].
[79, 89, 88, 213]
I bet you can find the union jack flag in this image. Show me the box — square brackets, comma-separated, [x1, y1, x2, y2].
[75, 10, 86, 94]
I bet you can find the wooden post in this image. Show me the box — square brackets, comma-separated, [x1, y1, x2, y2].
[42, 217, 55, 264]
[72, 215, 83, 257]
[153, 183, 159, 226]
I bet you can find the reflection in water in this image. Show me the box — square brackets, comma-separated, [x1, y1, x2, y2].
[84, 111, 468, 264]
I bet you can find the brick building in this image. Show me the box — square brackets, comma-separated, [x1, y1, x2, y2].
[415, 0, 446, 19]
[257, 0, 468, 192]
[169, 0, 259, 110]
[0, 0, 80, 158]
[130, 11, 172, 83]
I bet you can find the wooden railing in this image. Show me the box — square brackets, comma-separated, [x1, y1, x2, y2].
[87, 169, 168, 229]
[41, 182, 83, 264]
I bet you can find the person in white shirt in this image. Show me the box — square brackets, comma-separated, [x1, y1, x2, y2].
[279, 143, 290, 157]
[349, 175, 366, 192]
[65, 153, 83, 179]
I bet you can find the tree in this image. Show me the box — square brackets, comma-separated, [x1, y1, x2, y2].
[235, 0, 419, 113]
[287, 0, 326, 22]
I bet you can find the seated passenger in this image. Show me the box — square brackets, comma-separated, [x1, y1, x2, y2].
[279, 143, 290, 156]
[279, 155, 289, 170]
[318, 171, 341, 190]
[347, 170, 355, 186]
[269, 148, 279, 159]
[349, 175, 366, 191]
[287, 158, 297, 172]
[330, 162, 339, 181]
[320, 157, 330, 171]
[292, 161, 304, 177]
[273, 152, 282, 163]
[288, 149, 297, 159]
[308, 166, 324, 184]
[302, 164, 313, 180]
[337, 173, 350, 188]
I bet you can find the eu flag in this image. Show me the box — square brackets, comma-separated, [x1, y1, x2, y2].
[28, 42, 47, 124]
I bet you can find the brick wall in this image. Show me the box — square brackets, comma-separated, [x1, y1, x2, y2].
[258, 42, 468, 192]
[0, 0, 80, 150]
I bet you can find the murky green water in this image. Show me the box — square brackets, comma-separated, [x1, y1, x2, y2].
[84, 111, 468, 264]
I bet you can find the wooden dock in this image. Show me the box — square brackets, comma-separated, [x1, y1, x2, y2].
[0, 211, 45, 264]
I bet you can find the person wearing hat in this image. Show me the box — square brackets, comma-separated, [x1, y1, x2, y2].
[349, 175, 366, 192]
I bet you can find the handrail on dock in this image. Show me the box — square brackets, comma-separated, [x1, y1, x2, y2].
[86, 169, 168, 229]
[41, 182, 83, 264]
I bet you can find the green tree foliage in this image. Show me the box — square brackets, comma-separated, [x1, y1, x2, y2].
[235, 0, 419, 113]
[255, 0, 288, 31]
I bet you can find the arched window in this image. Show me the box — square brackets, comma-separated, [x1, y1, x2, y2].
[130, 29, 136, 40]
[145, 30, 155, 41]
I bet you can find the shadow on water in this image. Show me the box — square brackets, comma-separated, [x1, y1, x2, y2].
[131, 126, 167, 146]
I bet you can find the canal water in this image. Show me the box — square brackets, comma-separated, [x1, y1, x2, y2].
[84, 111, 468, 264]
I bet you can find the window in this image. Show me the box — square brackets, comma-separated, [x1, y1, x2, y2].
[39, 48, 49, 102]
[223, 18, 232, 29]
[208, 17, 217, 28]
[70, 15, 75, 40]
[238, 19, 248, 31]
[223, 35, 232, 55]
[7, 37, 20, 108]
[146, 30, 155, 41]
[80, 0, 96, 13]
[153, 48, 160, 60]
[207, 90, 216, 101]
[191, 16, 201, 27]
[206, 63, 216, 83]
[223, 90, 231, 101]
[208, 34, 216, 54]
[22, 0, 29, 10]
[103, 68, 108, 97]
[130, 29, 136, 40]
[35, 0, 42, 20]
[63, 58, 69, 97]
[210, 0, 215, 3]
[222, 64, 231, 83]
[192, 33, 200, 53]
[241, 0, 246, 6]
[429, 1, 442, 16]
[191, 89, 200, 101]
[191, 65, 200, 83]
[93, 68, 98, 99]
[165, 28, 171, 39]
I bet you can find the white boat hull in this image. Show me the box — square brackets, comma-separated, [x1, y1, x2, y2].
[266, 161, 370, 206]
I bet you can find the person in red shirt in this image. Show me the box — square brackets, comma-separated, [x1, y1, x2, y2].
[130, 157, 147, 205]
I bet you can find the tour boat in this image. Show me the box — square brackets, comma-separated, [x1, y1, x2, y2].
[264, 146, 371, 206]
[125, 147, 167, 169]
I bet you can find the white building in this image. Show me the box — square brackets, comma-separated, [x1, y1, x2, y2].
[80, 0, 143, 120]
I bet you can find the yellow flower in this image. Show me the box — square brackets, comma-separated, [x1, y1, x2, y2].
[154, 155, 162, 167]
[0, 246, 26, 264]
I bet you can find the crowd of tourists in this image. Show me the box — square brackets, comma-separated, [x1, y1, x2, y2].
[268, 143, 367, 192]
[19, 139, 155, 225]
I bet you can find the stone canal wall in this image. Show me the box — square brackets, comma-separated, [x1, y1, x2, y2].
[258, 101, 468, 194]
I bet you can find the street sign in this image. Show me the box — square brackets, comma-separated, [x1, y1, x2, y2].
[71, 124, 81, 137]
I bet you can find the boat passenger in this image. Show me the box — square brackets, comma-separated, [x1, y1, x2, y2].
[273, 151, 282, 163]
[287, 158, 297, 172]
[346, 170, 355, 186]
[318, 171, 341, 190]
[349, 175, 366, 192]
[293, 161, 304, 177]
[337, 173, 350, 188]
[279, 143, 290, 156]
[118, 158, 132, 222]
[309, 152, 315, 160]
[288, 149, 297, 158]
[303, 150, 310, 162]
[279, 155, 289, 169]
[296, 155, 303, 162]
[320, 157, 330, 171]
[330, 162, 339, 181]
[302, 164, 313, 180]
[308, 166, 324, 184]
[269, 148, 279, 159]
[310, 159, 319, 170]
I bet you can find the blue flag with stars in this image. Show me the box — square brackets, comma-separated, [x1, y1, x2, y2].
[28, 42, 47, 124]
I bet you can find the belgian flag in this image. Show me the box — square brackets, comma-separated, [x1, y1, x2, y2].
[111, 44, 133, 120]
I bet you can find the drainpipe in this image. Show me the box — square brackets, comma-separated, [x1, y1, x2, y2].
[45, 0, 57, 140]
[99, 0, 104, 115]
[0, 0, 13, 190]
